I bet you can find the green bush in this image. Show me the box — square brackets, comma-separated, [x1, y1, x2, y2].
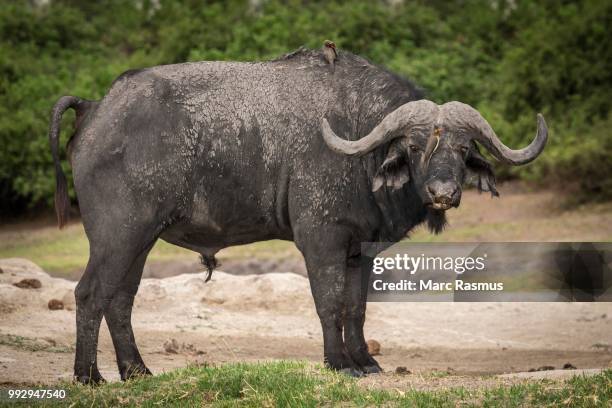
[0, 0, 610, 215]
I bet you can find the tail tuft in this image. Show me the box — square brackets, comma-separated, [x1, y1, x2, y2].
[54, 167, 70, 229]
[200, 254, 218, 282]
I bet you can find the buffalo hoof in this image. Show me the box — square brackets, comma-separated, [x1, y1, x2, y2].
[121, 363, 152, 381]
[362, 364, 383, 374]
[339, 367, 364, 377]
[74, 373, 106, 386]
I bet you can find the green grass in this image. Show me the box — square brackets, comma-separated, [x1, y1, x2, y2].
[0, 223, 92, 274]
[4, 362, 609, 407]
[409, 222, 522, 242]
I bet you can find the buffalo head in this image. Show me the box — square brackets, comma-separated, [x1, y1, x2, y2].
[321, 100, 547, 212]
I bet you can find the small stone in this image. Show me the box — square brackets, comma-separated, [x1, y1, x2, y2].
[563, 363, 576, 370]
[0, 267, 4, 273]
[528, 366, 555, 372]
[182, 343, 196, 353]
[367, 339, 381, 356]
[61, 291, 76, 311]
[48, 299, 64, 310]
[43, 338, 57, 346]
[395, 366, 411, 375]
[541, 365, 555, 371]
[13, 278, 42, 289]
[164, 338, 180, 354]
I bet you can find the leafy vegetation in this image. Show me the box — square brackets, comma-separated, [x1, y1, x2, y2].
[1, 0, 611, 216]
[7, 361, 609, 407]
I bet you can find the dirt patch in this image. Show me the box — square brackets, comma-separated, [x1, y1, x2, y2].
[218, 258, 307, 276]
[13, 278, 41, 289]
[0, 258, 610, 388]
[47, 299, 64, 310]
[359, 371, 519, 392]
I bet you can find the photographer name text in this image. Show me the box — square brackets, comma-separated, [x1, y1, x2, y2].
[371, 253, 504, 292]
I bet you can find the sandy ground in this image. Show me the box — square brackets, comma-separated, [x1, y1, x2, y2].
[0, 258, 610, 390]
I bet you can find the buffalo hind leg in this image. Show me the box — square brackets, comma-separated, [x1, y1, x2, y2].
[343, 258, 381, 374]
[104, 244, 154, 381]
[73, 262, 106, 385]
[298, 227, 362, 377]
[74, 223, 157, 385]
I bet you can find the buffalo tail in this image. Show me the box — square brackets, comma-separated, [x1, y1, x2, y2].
[48, 95, 88, 228]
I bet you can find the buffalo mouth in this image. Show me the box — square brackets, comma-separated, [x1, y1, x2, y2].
[425, 200, 458, 211]
[430, 202, 452, 211]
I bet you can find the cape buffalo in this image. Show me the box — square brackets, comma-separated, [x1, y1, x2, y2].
[48, 47, 547, 383]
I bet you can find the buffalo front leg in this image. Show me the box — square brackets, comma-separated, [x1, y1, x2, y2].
[298, 227, 362, 377]
[104, 245, 154, 381]
[343, 258, 381, 374]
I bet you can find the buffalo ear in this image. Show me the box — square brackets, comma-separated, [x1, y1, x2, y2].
[466, 146, 499, 196]
[372, 150, 410, 192]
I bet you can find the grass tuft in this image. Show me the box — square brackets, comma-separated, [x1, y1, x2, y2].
[6, 362, 609, 407]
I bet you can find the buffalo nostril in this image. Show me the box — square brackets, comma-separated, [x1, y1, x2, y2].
[427, 181, 459, 206]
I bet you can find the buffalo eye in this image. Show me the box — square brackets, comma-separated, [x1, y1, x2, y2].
[409, 144, 420, 153]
